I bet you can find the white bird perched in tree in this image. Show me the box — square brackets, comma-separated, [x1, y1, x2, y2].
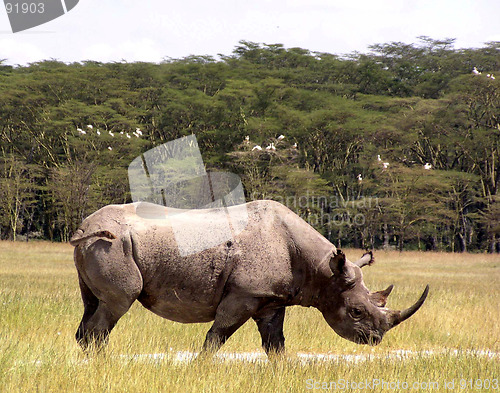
[252, 145, 262, 151]
[377, 154, 382, 162]
[277, 134, 285, 140]
[244, 135, 250, 142]
[136, 128, 143, 135]
[383, 162, 390, 169]
[357, 174, 363, 182]
[96, 130, 101, 136]
[107, 146, 113, 151]
[77, 128, 86, 134]
[87, 125, 93, 129]
[292, 142, 298, 148]
[266, 143, 276, 151]
[424, 163, 432, 170]
[109, 131, 114, 137]
[120, 131, 124, 135]
[126, 133, 131, 139]
[472, 67, 481, 75]
[488, 74, 496, 80]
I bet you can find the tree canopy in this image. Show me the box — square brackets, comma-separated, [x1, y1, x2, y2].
[1, 38, 499, 252]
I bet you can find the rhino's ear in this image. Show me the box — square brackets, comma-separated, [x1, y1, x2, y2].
[328, 250, 355, 284]
[329, 249, 345, 275]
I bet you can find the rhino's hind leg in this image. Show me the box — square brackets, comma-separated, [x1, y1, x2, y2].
[77, 301, 130, 350]
[253, 307, 286, 355]
[75, 273, 99, 347]
[76, 273, 140, 351]
[74, 237, 143, 351]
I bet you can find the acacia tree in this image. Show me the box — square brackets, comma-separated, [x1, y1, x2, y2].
[0, 155, 41, 240]
[479, 196, 500, 252]
[48, 162, 97, 242]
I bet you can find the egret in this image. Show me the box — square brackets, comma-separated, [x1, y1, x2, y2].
[277, 134, 285, 140]
[109, 131, 114, 137]
[266, 143, 276, 151]
[120, 131, 124, 135]
[77, 128, 86, 135]
[133, 132, 139, 138]
[377, 154, 381, 162]
[357, 174, 363, 182]
[107, 146, 113, 151]
[472, 67, 481, 75]
[96, 130, 101, 136]
[126, 133, 131, 139]
[87, 125, 93, 129]
[252, 145, 262, 151]
[383, 162, 389, 169]
[424, 163, 432, 170]
[244, 135, 250, 142]
[292, 142, 298, 148]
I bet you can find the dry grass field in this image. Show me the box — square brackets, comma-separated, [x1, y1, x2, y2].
[0, 241, 498, 392]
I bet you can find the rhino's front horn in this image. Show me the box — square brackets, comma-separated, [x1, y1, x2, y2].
[390, 285, 429, 328]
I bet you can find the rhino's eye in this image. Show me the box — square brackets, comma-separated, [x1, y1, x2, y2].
[349, 307, 364, 320]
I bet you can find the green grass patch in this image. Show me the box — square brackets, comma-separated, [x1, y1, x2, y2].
[0, 241, 498, 392]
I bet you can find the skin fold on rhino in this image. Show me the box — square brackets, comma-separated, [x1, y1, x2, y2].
[70, 200, 429, 355]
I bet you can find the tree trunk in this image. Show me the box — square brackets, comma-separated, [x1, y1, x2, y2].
[383, 223, 390, 250]
[457, 233, 466, 253]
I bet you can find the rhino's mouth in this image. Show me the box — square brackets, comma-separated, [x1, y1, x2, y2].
[355, 331, 382, 346]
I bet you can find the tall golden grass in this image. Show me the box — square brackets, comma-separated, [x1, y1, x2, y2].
[0, 241, 498, 392]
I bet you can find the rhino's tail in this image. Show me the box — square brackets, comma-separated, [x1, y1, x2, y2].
[69, 229, 116, 246]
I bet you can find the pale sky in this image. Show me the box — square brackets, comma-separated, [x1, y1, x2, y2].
[0, 0, 499, 66]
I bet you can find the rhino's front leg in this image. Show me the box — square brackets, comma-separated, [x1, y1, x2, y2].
[253, 307, 286, 355]
[201, 294, 260, 354]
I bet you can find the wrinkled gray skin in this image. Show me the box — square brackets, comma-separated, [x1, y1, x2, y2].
[70, 200, 429, 355]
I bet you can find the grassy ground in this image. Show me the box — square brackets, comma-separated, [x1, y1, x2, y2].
[0, 241, 498, 392]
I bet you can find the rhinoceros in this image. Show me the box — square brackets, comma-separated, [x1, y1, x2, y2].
[70, 200, 428, 355]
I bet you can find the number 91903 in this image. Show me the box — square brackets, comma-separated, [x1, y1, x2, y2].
[459, 379, 499, 390]
[5, 2, 45, 14]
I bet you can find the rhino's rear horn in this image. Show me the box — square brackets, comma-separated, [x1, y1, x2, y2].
[390, 285, 429, 328]
[371, 284, 394, 307]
